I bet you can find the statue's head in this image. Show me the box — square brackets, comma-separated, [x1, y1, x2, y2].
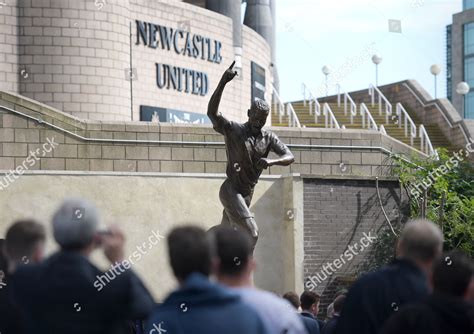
[247, 99, 270, 135]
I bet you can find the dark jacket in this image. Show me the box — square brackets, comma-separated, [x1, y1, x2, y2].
[0, 270, 23, 334]
[299, 312, 321, 334]
[335, 259, 429, 334]
[11, 251, 154, 334]
[381, 293, 474, 334]
[301, 311, 323, 334]
[322, 315, 339, 334]
[145, 273, 268, 334]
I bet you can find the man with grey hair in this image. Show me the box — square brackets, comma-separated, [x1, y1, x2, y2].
[335, 219, 444, 334]
[10, 198, 154, 334]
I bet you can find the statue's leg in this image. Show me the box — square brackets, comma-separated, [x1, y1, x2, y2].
[219, 179, 259, 250]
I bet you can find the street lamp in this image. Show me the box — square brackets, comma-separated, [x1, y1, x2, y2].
[372, 54, 382, 86]
[430, 64, 441, 99]
[456, 81, 470, 118]
[322, 65, 331, 97]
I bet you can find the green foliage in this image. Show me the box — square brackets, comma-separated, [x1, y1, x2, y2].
[357, 225, 400, 274]
[358, 148, 473, 274]
[395, 148, 474, 256]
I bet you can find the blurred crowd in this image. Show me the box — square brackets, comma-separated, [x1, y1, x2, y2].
[0, 197, 472, 334]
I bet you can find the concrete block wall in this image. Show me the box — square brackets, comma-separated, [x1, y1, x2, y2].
[0, 91, 423, 177]
[14, 0, 132, 121]
[303, 177, 404, 316]
[0, 0, 20, 93]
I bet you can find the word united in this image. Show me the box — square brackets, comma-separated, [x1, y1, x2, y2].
[136, 20, 222, 96]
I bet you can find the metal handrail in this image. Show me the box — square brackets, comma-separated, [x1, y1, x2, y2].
[287, 103, 301, 128]
[369, 83, 392, 123]
[379, 124, 387, 135]
[272, 86, 286, 124]
[360, 103, 378, 130]
[302, 83, 321, 119]
[323, 103, 340, 129]
[396, 103, 417, 146]
[0, 103, 429, 162]
[336, 84, 357, 124]
[402, 82, 471, 144]
[419, 124, 438, 159]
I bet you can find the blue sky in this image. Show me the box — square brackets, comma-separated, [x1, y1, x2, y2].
[275, 0, 462, 102]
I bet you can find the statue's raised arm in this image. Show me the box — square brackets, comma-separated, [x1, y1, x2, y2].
[207, 61, 238, 132]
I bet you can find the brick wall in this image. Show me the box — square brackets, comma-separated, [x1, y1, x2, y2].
[303, 178, 406, 317]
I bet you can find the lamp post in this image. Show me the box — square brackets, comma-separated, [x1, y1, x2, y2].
[430, 64, 441, 99]
[372, 54, 382, 86]
[456, 81, 470, 118]
[322, 65, 331, 97]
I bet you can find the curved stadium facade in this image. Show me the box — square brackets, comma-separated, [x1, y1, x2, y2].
[0, 0, 274, 122]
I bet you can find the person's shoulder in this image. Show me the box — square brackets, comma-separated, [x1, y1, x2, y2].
[300, 314, 319, 327]
[347, 270, 381, 292]
[12, 260, 45, 281]
[381, 303, 436, 334]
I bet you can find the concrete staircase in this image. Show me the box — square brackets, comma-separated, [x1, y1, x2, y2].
[272, 98, 453, 153]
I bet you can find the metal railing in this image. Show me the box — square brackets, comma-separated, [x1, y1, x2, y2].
[323, 103, 341, 129]
[337, 84, 357, 124]
[379, 124, 387, 135]
[360, 103, 378, 130]
[272, 86, 286, 124]
[286, 103, 301, 128]
[396, 103, 417, 146]
[419, 124, 438, 159]
[302, 83, 321, 122]
[272, 86, 301, 128]
[369, 84, 392, 124]
[402, 82, 471, 145]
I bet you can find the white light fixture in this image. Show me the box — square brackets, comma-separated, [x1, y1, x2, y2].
[322, 65, 331, 97]
[430, 64, 441, 98]
[372, 54, 382, 86]
[456, 81, 470, 118]
[456, 81, 470, 95]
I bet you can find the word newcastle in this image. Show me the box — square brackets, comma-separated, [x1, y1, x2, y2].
[136, 20, 222, 96]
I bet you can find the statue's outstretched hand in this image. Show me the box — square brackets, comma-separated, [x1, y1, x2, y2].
[221, 61, 238, 84]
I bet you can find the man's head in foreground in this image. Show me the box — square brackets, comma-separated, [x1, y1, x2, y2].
[168, 225, 215, 284]
[212, 225, 255, 286]
[52, 197, 101, 254]
[397, 219, 444, 276]
[333, 294, 346, 316]
[283, 291, 301, 310]
[247, 99, 270, 135]
[300, 291, 321, 317]
[5, 220, 46, 272]
[432, 250, 473, 301]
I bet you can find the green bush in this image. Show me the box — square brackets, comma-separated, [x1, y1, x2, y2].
[359, 148, 474, 273]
